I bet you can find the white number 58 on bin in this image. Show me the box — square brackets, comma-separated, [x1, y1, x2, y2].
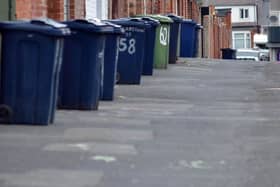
[119, 38, 136, 55]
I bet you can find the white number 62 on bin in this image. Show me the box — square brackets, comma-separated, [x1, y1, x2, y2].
[119, 38, 136, 55]
[160, 27, 168, 46]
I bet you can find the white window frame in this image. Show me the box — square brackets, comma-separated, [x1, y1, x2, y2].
[239, 8, 249, 20]
[85, 0, 108, 20]
[232, 31, 251, 49]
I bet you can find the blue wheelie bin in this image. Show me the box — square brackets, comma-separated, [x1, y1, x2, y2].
[166, 14, 183, 64]
[100, 21, 124, 101]
[59, 19, 114, 110]
[139, 17, 160, 76]
[180, 19, 197, 58]
[0, 19, 70, 125]
[109, 18, 149, 84]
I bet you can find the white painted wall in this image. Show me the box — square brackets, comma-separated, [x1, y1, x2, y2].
[99, 0, 108, 20]
[86, 0, 108, 20]
[216, 5, 257, 23]
[86, 0, 97, 19]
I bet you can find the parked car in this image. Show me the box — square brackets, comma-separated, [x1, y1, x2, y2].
[253, 33, 270, 61]
[236, 48, 270, 62]
[236, 49, 260, 61]
[254, 48, 270, 61]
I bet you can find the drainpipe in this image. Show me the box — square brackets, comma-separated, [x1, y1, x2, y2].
[127, 0, 129, 17]
[64, 0, 70, 21]
[144, 0, 147, 15]
[175, 0, 178, 15]
[107, 0, 111, 19]
[163, 0, 166, 14]
[152, 0, 155, 14]
[8, 0, 13, 20]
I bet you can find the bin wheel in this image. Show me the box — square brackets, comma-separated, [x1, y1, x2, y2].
[0, 105, 13, 124]
[116, 72, 120, 83]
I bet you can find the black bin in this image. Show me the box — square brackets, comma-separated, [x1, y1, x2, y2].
[221, 48, 236, 59]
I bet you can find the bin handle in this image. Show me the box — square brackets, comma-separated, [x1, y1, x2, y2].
[73, 19, 105, 26]
[31, 20, 48, 25]
[129, 18, 141, 22]
[31, 19, 66, 28]
[73, 19, 90, 24]
[141, 17, 151, 21]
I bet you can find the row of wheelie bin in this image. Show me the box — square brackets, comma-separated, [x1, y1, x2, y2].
[0, 15, 201, 125]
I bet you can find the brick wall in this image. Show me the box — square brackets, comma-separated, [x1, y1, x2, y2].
[136, 0, 145, 15]
[108, 1, 233, 59]
[191, 0, 199, 22]
[202, 6, 232, 58]
[69, 0, 85, 19]
[109, 0, 200, 20]
[16, 0, 85, 21]
[16, 0, 47, 19]
[111, 0, 127, 18]
[127, 0, 137, 17]
[48, 0, 64, 20]
[177, 0, 188, 18]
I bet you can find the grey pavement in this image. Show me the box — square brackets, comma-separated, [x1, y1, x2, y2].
[1, 58, 280, 186]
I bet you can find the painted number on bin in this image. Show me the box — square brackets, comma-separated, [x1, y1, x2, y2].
[119, 38, 136, 55]
[160, 27, 168, 46]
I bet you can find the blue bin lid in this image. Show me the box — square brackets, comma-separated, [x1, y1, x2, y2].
[101, 21, 125, 34]
[182, 19, 197, 25]
[63, 19, 116, 33]
[0, 18, 70, 37]
[196, 24, 203, 29]
[165, 14, 184, 23]
[221, 48, 236, 52]
[139, 17, 160, 27]
[109, 18, 151, 29]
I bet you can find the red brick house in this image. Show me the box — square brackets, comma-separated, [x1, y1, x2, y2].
[0, 0, 232, 59]
[0, 0, 85, 21]
[109, 0, 200, 21]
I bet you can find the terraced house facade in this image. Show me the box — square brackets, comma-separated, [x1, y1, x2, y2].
[203, 0, 270, 49]
[0, 0, 233, 59]
[0, 0, 201, 21]
[0, 0, 86, 21]
[110, 0, 200, 21]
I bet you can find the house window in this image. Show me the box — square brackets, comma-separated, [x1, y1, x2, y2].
[234, 33, 245, 49]
[246, 33, 251, 48]
[233, 32, 251, 49]
[240, 8, 249, 19]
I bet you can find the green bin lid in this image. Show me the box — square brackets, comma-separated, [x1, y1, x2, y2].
[136, 14, 173, 23]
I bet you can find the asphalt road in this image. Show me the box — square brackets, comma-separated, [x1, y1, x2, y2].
[1, 58, 280, 187]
